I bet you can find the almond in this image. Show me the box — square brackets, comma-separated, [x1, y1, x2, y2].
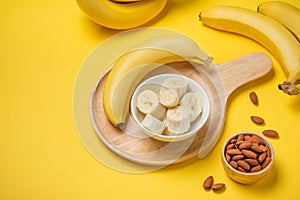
[250, 144, 264, 153]
[225, 153, 231, 162]
[258, 152, 267, 163]
[232, 154, 245, 161]
[244, 158, 260, 166]
[250, 91, 258, 105]
[226, 148, 242, 156]
[262, 156, 271, 169]
[211, 183, 226, 192]
[250, 116, 265, 125]
[262, 129, 279, 139]
[250, 165, 262, 172]
[229, 160, 238, 169]
[237, 160, 250, 171]
[203, 176, 214, 190]
[238, 141, 252, 149]
[226, 143, 235, 150]
[242, 149, 257, 159]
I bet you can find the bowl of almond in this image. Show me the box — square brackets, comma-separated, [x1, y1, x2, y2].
[130, 74, 210, 142]
[221, 132, 274, 184]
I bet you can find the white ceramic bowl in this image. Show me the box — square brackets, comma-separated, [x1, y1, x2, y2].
[130, 74, 210, 142]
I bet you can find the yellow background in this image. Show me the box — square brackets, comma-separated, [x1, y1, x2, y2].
[1, 0, 300, 199]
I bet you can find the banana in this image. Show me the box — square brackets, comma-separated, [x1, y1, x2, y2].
[159, 77, 187, 108]
[103, 35, 212, 128]
[161, 77, 188, 99]
[258, 1, 300, 42]
[166, 106, 190, 135]
[159, 88, 179, 108]
[136, 89, 166, 119]
[199, 5, 300, 95]
[132, 34, 213, 66]
[76, 0, 167, 29]
[142, 114, 166, 135]
[180, 92, 203, 122]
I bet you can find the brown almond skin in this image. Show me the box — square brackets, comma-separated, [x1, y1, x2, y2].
[252, 135, 265, 144]
[263, 130, 279, 139]
[229, 160, 238, 169]
[262, 156, 271, 169]
[226, 148, 242, 155]
[232, 154, 245, 161]
[203, 176, 214, 190]
[237, 160, 251, 171]
[225, 153, 231, 162]
[237, 134, 244, 141]
[250, 165, 262, 172]
[258, 152, 267, 163]
[226, 143, 235, 150]
[238, 167, 246, 172]
[238, 141, 252, 149]
[250, 144, 264, 153]
[251, 116, 265, 125]
[244, 158, 260, 166]
[211, 183, 226, 192]
[259, 144, 267, 152]
[245, 135, 260, 144]
[242, 149, 257, 159]
[250, 91, 258, 105]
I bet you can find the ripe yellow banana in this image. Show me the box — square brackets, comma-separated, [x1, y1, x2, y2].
[103, 35, 212, 128]
[258, 1, 300, 42]
[76, 0, 167, 29]
[199, 6, 300, 95]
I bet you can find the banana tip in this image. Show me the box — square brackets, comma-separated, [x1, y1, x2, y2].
[117, 123, 124, 129]
[198, 12, 202, 21]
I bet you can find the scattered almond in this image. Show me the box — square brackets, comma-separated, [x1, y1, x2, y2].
[249, 91, 258, 105]
[211, 183, 226, 192]
[250, 116, 265, 125]
[262, 129, 279, 139]
[203, 176, 213, 190]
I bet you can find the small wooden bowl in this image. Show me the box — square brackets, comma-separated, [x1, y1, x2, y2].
[221, 132, 274, 184]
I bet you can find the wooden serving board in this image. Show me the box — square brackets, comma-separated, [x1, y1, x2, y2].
[90, 52, 272, 166]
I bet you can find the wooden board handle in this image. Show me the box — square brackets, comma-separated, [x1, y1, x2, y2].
[216, 52, 272, 98]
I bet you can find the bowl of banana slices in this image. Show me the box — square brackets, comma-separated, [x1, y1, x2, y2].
[130, 74, 210, 142]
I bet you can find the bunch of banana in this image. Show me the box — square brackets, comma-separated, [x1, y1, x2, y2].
[199, 3, 300, 95]
[102, 34, 212, 128]
[137, 77, 203, 135]
[76, 0, 167, 29]
[257, 1, 300, 94]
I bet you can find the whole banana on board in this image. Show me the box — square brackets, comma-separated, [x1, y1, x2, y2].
[76, 0, 167, 29]
[102, 35, 212, 128]
[199, 5, 300, 95]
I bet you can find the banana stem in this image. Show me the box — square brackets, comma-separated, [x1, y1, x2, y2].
[278, 81, 300, 95]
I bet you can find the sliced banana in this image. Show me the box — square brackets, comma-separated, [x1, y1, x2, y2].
[159, 88, 179, 108]
[166, 106, 190, 135]
[180, 92, 203, 122]
[162, 77, 188, 99]
[142, 114, 166, 135]
[137, 89, 166, 119]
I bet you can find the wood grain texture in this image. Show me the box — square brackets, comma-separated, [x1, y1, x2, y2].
[90, 52, 272, 166]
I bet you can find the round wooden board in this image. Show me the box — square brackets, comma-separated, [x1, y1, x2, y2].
[90, 52, 272, 166]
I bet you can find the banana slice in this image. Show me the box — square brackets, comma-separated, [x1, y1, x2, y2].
[142, 114, 166, 135]
[162, 77, 188, 99]
[166, 106, 190, 135]
[159, 88, 179, 108]
[137, 89, 166, 119]
[180, 92, 203, 122]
